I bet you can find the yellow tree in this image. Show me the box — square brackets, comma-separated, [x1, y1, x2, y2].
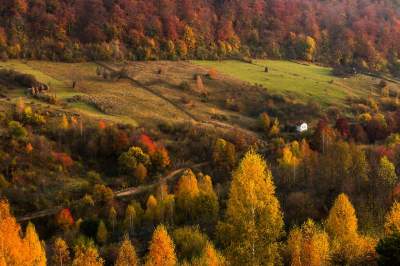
[212, 138, 236, 172]
[175, 169, 200, 222]
[96, 220, 108, 244]
[183, 25, 196, 52]
[145, 195, 159, 224]
[24, 222, 47, 266]
[0, 200, 26, 265]
[278, 146, 300, 186]
[193, 242, 226, 266]
[124, 204, 137, 234]
[287, 219, 329, 266]
[72, 245, 104, 266]
[326, 193, 376, 264]
[52, 237, 70, 266]
[145, 225, 177, 266]
[305, 36, 317, 61]
[109, 206, 117, 232]
[115, 235, 138, 266]
[60, 114, 69, 131]
[326, 194, 358, 239]
[384, 201, 400, 235]
[175, 170, 200, 198]
[218, 150, 284, 265]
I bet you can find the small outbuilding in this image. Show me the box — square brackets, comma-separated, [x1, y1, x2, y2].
[296, 122, 308, 133]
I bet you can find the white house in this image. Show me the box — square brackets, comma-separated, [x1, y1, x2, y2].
[296, 122, 308, 133]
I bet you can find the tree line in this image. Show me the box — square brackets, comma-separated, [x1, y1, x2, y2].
[0, 0, 400, 73]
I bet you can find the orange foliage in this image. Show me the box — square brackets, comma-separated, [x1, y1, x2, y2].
[98, 120, 107, 130]
[208, 68, 218, 80]
[0, 199, 46, 265]
[55, 208, 74, 230]
[139, 134, 157, 154]
[26, 143, 33, 154]
[52, 152, 74, 168]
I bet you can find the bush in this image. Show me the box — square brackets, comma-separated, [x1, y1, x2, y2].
[0, 69, 40, 88]
[206, 68, 218, 80]
[376, 233, 400, 265]
[8, 121, 27, 140]
[172, 226, 209, 261]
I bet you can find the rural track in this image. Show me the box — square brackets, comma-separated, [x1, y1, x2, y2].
[95, 62, 199, 122]
[16, 162, 208, 222]
[96, 62, 268, 147]
[114, 162, 208, 198]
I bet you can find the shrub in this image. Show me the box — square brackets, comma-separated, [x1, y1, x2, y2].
[172, 226, 209, 261]
[206, 68, 218, 80]
[8, 121, 27, 140]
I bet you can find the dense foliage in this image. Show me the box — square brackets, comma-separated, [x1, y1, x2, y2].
[0, 0, 400, 73]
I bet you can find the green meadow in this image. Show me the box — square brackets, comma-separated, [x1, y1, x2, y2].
[193, 60, 386, 106]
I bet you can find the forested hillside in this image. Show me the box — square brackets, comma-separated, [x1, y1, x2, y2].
[1, 0, 400, 73]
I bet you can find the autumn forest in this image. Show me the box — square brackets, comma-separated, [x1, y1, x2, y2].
[2, 0, 400, 266]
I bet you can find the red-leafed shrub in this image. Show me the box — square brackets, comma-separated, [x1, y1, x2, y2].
[55, 208, 74, 230]
[139, 134, 157, 154]
[52, 152, 74, 168]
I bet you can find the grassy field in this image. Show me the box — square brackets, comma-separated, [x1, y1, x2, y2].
[193, 60, 396, 106]
[2, 59, 397, 134]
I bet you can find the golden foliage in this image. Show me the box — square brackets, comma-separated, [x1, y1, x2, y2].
[24, 223, 47, 266]
[326, 193, 377, 264]
[384, 201, 400, 235]
[115, 235, 138, 266]
[96, 220, 108, 244]
[326, 193, 358, 239]
[72, 245, 104, 266]
[192, 242, 226, 266]
[175, 169, 200, 198]
[288, 219, 329, 266]
[146, 225, 177, 266]
[221, 150, 284, 265]
[0, 200, 47, 266]
[52, 237, 70, 266]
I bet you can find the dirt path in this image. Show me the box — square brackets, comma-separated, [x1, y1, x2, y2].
[96, 62, 268, 146]
[115, 162, 208, 198]
[16, 162, 208, 222]
[96, 62, 198, 121]
[17, 207, 63, 222]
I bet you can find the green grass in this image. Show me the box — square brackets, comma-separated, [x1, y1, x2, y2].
[69, 102, 139, 126]
[192, 60, 381, 106]
[0, 60, 141, 126]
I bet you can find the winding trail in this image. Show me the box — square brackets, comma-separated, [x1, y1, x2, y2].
[96, 62, 198, 121]
[96, 62, 268, 146]
[17, 61, 269, 222]
[16, 162, 208, 222]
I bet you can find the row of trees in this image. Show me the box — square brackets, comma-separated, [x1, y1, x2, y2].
[0, 0, 400, 72]
[4, 149, 400, 265]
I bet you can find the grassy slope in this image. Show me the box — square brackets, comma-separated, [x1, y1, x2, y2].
[193, 60, 394, 107]
[0, 61, 145, 126]
[3, 59, 397, 134]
